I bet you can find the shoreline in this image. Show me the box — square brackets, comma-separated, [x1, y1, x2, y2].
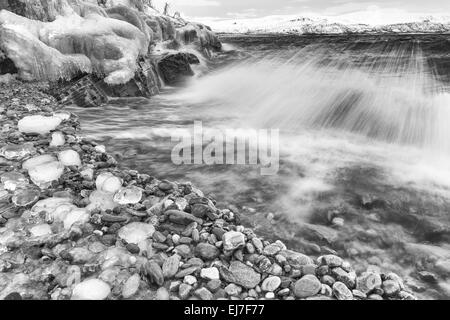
[0, 79, 416, 300]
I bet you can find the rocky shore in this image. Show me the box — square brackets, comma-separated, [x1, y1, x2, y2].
[0, 80, 417, 300]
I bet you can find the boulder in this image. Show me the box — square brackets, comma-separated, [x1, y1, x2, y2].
[157, 52, 200, 86]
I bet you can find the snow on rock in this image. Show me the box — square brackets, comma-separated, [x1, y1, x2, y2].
[71, 279, 111, 300]
[28, 161, 65, 188]
[18, 115, 62, 135]
[118, 222, 155, 244]
[202, 14, 450, 35]
[58, 150, 81, 167]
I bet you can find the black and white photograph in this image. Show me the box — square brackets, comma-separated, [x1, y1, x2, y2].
[0, 0, 450, 306]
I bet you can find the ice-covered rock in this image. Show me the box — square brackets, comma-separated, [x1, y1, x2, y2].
[96, 172, 122, 193]
[12, 187, 40, 207]
[87, 190, 117, 211]
[58, 150, 81, 166]
[50, 131, 65, 147]
[71, 279, 111, 300]
[22, 154, 56, 171]
[118, 222, 155, 244]
[31, 197, 73, 216]
[0, 143, 36, 160]
[17, 115, 62, 135]
[29, 224, 53, 237]
[1, 172, 28, 191]
[113, 186, 142, 205]
[28, 161, 64, 188]
[63, 208, 90, 229]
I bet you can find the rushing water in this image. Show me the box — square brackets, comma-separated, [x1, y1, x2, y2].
[67, 34, 450, 299]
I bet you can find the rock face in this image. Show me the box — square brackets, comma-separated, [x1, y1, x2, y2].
[157, 52, 200, 86]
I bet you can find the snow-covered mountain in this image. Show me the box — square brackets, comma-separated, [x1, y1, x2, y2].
[199, 14, 450, 34]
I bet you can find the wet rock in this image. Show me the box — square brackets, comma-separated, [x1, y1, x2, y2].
[222, 231, 245, 251]
[220, 261, 261, 289]
[189, 197, 218, 219]
[113, 187, 142, 205]
[333, 282, 353, 300]
[195, 243, 220, 260]
[158, 52, 200, 86]
[118, 222, 155, 244]
[71, 279, 111, 300]
[22, 155, 56, 171]
[18, 115, 62, 135]
[294, 275, 322, 298]
[58, 150, 81, 167]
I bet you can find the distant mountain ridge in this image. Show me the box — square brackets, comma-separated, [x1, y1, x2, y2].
[204, 15, 450, 34]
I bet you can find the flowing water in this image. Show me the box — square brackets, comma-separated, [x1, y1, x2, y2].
[67, 34, 450, 299]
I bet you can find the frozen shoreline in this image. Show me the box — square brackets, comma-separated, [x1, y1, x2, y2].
[0, 79, 416, 300]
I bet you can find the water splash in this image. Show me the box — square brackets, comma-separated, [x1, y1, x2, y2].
[175, 40, 450, 154]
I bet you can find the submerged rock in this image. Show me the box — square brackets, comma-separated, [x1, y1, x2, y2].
[11, 187, 40, 207]
[1, 172, 28, 191]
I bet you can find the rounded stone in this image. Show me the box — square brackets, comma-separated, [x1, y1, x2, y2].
[261, 276, 281, 292]
[294, 275, 321, 298]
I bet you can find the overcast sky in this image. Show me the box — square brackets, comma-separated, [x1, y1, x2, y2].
[152, 0, 450, 20]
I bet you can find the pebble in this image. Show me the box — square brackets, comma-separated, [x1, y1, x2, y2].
[162, 254, 181, 278]
[294, 275, 322, 298]
[195, 243, 220, 260]
[222, 231, 245, 251]
[200, 267, 220, 280]
[356, 272, 382, 294]
[333, 282, 353, 300]
[261, 276, 281, 292]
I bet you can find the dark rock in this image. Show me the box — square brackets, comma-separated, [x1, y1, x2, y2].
[158, 52, 200, 86]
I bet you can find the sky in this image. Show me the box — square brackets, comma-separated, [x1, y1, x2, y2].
[152, 0, 450, 22]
